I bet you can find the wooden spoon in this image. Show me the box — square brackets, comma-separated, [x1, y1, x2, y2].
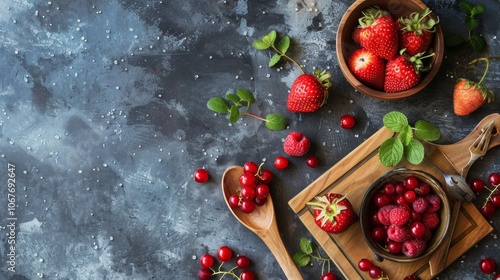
[222, 166, 303, 280]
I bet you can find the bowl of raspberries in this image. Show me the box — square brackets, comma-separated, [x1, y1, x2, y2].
[336, 0, 444, 100]
[360, 168, 451, 262]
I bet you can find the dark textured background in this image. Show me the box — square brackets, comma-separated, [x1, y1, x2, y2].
[0, 0, 499, 279]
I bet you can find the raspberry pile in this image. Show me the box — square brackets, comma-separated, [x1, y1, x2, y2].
[469, 172, 500, 217]
[227, 161, 273, 214]
[197, 245, 254, 280]
[367, 175, 442, 258]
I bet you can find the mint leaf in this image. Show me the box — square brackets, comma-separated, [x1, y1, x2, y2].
[225, 93, 241, 106]
[229, 105, 239, 123]
[293, 251, 311, 267]
[277, 36, 290, 54]
[253, 39, 269, 50]
[471, 4, 485, 16]
[398, 124, 413, 146]
[269, 53, 281, 67]
[265, 114, 287, 131]
[379, 138, 404, 167]
[469, 34, 486, 53]
[404, 139, 425, 165]
[236, 88, 255, 104]
[207, 97, 230, 113]
[415, 120, 441, 141]
[262, 30, 277, 46]
[299, 238, 314, 254]
[383, 111, 408, 132]
[459, 1, 474, 13]
[465, 16, 478, 31]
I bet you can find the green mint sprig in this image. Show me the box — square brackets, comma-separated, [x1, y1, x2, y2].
[446, 1, 486, 52]
[207, 88, 287, 131]
[253, 30, 305, 73]
[293, 238, 332, 274]
[379, 111, 440, 167]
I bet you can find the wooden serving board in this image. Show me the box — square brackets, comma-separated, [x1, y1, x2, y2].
[289, 114, 499, 279]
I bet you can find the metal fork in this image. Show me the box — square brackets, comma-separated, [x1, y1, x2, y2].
[461, 120, 496, 177]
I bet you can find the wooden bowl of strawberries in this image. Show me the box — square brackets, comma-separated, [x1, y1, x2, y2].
[336, 0, 444, 100]
[359, 168, 450, 262]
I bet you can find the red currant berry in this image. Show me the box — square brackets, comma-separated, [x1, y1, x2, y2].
[217, 246, 233, 262]
[404, 190, 417, 203]
[357, 258, 373, 271]
[240, 199, 256, 213]
[489, 172, 500, 186]
[369, 210, 381, 226]
[481, 201, 496, 217]
[255, 184, 270, 199]
[197, 268, 212, 280]
[415, 182, 431, 196]
[368, 266, 383, 279]
[241, 186, 256, 200]
[194, 169, 209, 183]
[340, 114, 356, 129]
[383, 183, 395, 195]
[306, 155, 319, 168]
[410, 221, 426, 239]
[394, 194, 408, 205]
[403, 276, 419, 280]
[373, 192, 391, 208]
[371, 226, 387, 242]
[493, 273, 500, 280]
[254, 196, 267, 206]
[199, 254, 215, 268]
[240, 270, 255, 280]
[321, 272, 337, 280]
[395, 183, 406, 195]
[236, 255, 251, 268]
[258, 169, 273, 184]
[404, 176, 419, 189]
[491, 193, 500, 208]
[479, 257, 496, 274]
[410, 210, 422, 222]
[387, 241, 402, 254]
[239, 173, 257, 188]
[228, 194, 240, 208]
[243, 161, 259, 175]
[470, 178, 486, 192]
[274, 156, 289, 170]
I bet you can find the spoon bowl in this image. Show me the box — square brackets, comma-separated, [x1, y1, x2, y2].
[222, 166, 303, 279]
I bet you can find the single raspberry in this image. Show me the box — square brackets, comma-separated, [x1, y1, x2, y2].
[422, 212, 440, 229]
[283, 132, 311, 156]
[402, 239, 427, 257]
[412, 197, 429, 213]
[425, 194, 441, 212]
[377, 205, 395, 226]
[387, 224, 411, 242]
[389, 205, 411, 225]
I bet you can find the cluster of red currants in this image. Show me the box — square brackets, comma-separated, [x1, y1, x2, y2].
[228, 162, 273, 214]
[469, 172, 500, 217]
[479, 257, 500, 279]
[198, 245, 255, 280]
[357, 258, 419, 280]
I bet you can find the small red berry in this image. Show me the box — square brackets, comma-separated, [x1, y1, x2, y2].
[239, 173, 257, 188]
[493, 273, 500, 280]
[239, 270, 255, 280]
[404, 176, 419, 189]
[470, 178, 486, 192]
[479, 257, 496, 274]
[387, 241, 402, 254]
[489, 172, 500, 186]
[274, 156, 289, 170]
[403, 276, 419, 280]
[321, 272, 337, 280]
[199, 254, 215, 268]
[340, 114, 356, 129]
[383, 183, 395, 195]
[373, 192, 391, 208]
[217, 246, 233, 262]
[228, 194, 240, 208]
[239, 199, 256, 213]
[368, 266, 383, 279]
[404, 190, 417, 203]
[194, 169, 209, 183]
[197, 268, 212, 280]
[258, 169, 273, 184]
[243, 161, 259, 175]
[357, 258, 373, 271]
[306, 155, 319, 168]
[371, 226, 387, 242]
[236, 255, 251, 268]
[481, 201, 496, 217]
[255, 184, 270, 200]
[491, 193, 500, 208]
[241, 186, 256, 200]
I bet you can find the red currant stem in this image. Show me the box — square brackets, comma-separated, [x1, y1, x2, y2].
[255, 162, 266, 180]
[482, 183, 500, 208]
[241, 111, 267, 122]
[270, 45, 305, 74]
[468, 56, 500, 85]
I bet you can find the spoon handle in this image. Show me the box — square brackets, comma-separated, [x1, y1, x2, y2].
[258, 221, 304, 280]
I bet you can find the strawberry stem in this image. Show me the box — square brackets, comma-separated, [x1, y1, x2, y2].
[468, 56, 500, 84]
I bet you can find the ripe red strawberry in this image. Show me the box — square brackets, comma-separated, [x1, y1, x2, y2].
[307, 193, 357, 234]
[348, 48, 386, 90]
[453, 78, 494, 116]
[283, 131, 311, 156]
[287, 69, 331, 113]
[358, 7, 399, 60]
[384, 51, 433, 92]
[398, 8, 439, 56]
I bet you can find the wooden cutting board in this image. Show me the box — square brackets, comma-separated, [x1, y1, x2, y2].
[289, 114, 499, 279]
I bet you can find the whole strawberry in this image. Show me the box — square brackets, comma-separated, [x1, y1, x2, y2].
[453, 78, 494, 116]
[358, 6, 399, 60]
[307, 193, 357, 234]
[398, 8, 439, 56]
[287, 69, 331, 113]
[384, 50, 434, 92]
[348, 48, 386, 90]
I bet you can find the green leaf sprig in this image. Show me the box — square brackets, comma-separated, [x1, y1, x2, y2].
[253, 30, 305, 73]
[293, 238, 332, 275]
[207, 88, 287, 131]
[379, 111, 440, 167]
[446, 1, 486, 52]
